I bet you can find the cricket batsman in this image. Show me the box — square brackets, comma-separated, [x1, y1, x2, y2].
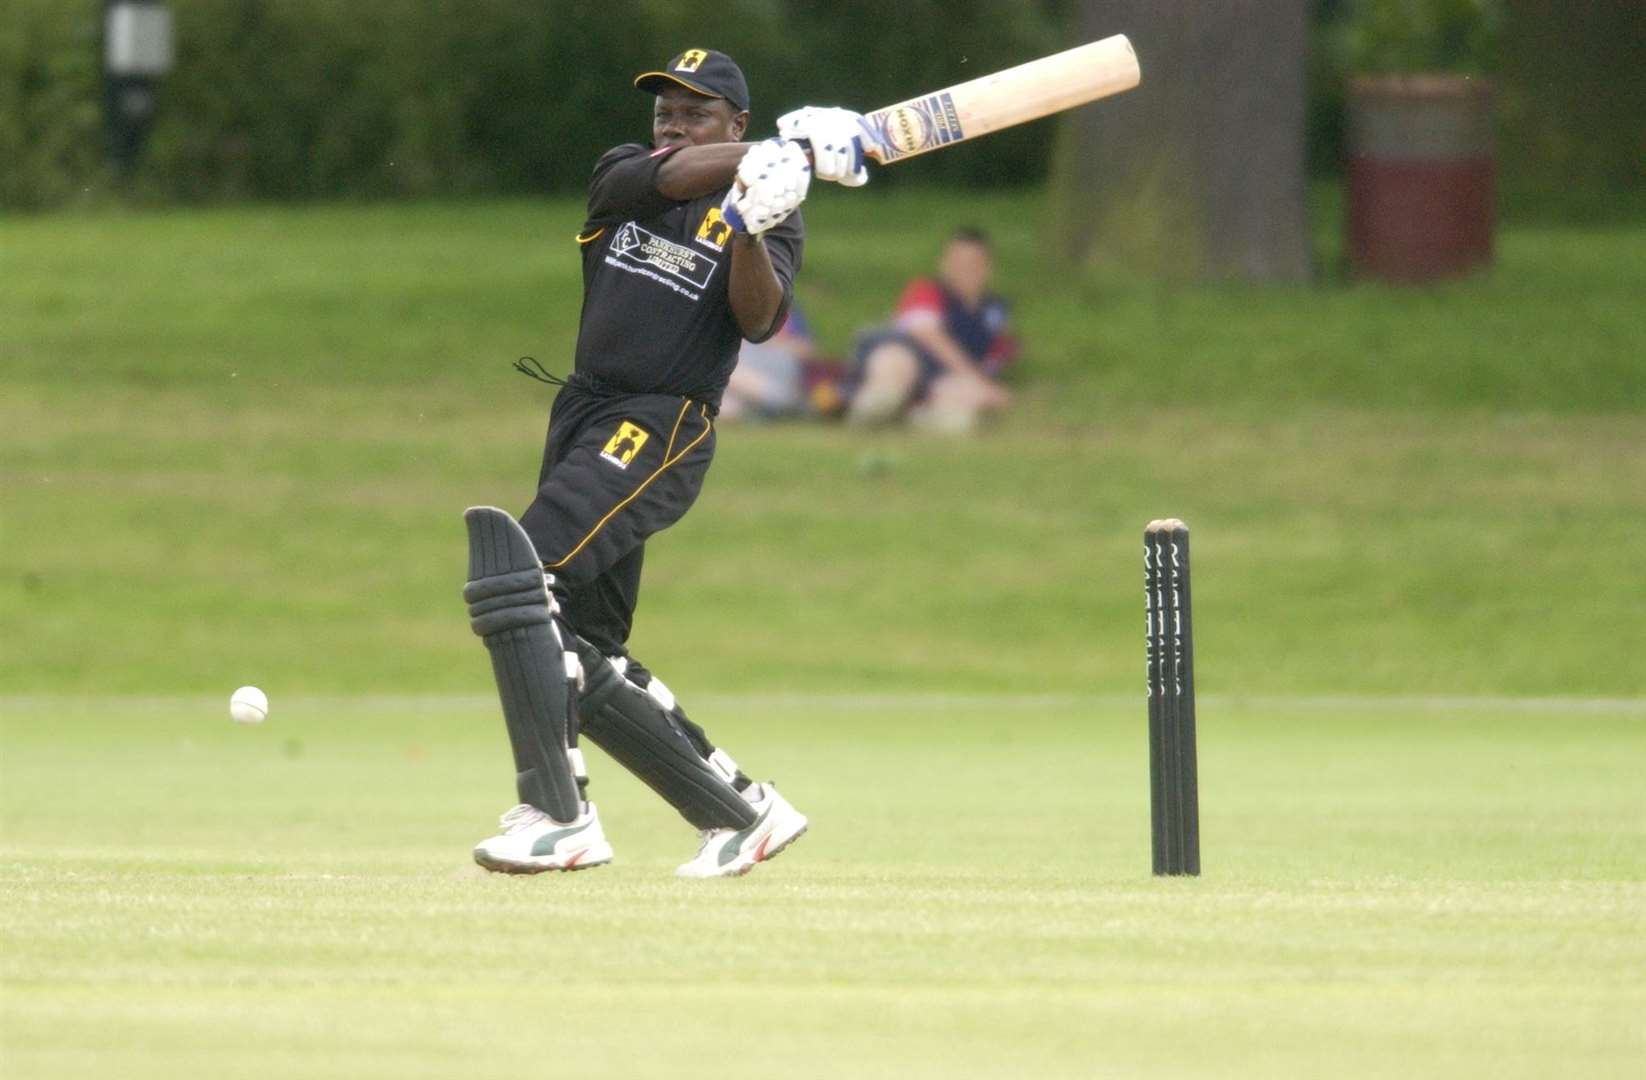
[461, 49, 871, 877]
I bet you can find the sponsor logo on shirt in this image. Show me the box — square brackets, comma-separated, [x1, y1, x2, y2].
[600, 421, 649, 469]
[610, 222, 719, 293]
[694, 207, 733, 252]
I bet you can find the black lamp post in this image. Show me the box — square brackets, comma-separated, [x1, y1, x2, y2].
[103, 0, 174, 176]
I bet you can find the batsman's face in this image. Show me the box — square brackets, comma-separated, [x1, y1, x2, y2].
[940, 239, 993, 308]
[653, 87, 747, 150]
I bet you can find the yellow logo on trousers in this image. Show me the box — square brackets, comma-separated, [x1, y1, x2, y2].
[600, 422, 649, 469]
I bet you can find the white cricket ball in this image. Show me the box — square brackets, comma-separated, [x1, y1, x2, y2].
[230, 685, 269, 725]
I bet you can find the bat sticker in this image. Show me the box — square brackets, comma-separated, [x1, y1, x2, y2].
[870, 93, 965, 161]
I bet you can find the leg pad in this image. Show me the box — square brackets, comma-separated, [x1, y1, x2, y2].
[464, 506, 581, 823]
[575, 638, 755, 831]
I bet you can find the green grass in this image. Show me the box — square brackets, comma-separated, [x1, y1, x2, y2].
[3, 193, 1645, 696]
[4, 189, 1644, 410]
[2, 194, 1643, 1076]
[4, 385, 1644, 696]
[2, 695, 1642, 1079]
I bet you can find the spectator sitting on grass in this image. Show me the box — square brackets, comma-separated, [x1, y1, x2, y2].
[847, 227, 1018, 432]
[719, 303, 817, 421]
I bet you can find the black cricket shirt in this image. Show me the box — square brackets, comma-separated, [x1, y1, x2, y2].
[572, 143, 806, 409]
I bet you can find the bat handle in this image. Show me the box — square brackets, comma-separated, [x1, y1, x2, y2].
[855, 116, 886, 166]
[786, 120, 882, 173]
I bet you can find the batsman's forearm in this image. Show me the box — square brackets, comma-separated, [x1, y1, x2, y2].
[728, 234, 785, 341]
[655, 143, 753, 201]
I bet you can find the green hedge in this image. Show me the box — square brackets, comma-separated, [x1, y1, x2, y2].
[0, 2, 107, 209]
[6, 1, 1635, 211]
[2, 0, 1067, 208]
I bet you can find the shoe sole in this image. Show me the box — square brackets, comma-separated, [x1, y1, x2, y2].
[473, 846, 613, 875]
[728, 821, 807, 877]
[685, 817, 806, 879]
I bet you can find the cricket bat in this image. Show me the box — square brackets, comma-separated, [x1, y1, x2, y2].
[860, 34, 1140, 164]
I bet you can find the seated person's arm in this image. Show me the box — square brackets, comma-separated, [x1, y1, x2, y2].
[904, 320, 987, 378]
[894, 283, 991, 381]
[903, 317, 1009, 409]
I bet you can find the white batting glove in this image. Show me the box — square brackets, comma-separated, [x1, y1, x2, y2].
[777, 106, 872, 187]
[721, 138, 811, 236]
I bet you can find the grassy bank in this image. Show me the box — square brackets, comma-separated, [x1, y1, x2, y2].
[4, 189, 1644, 410]
[3, 193, 1644, 696]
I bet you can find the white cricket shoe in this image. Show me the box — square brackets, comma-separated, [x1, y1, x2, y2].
[676, 783, 808, 878]
[472, 802, 613, 874]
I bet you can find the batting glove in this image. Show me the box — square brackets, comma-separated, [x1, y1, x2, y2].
[777, 106, 873, 187]
[722, 138, 811, 236]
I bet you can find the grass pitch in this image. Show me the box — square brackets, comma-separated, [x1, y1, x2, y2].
[3, 694, 1643, 1079]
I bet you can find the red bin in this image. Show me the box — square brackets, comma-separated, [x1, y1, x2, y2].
[1347, 75, 1495, 282]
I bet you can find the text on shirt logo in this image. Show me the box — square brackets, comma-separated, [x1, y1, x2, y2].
[611, 222, 719, 291]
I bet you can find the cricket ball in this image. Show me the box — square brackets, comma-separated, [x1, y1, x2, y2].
[229, 685, 269, 725]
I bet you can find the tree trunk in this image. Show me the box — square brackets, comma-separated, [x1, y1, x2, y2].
[1051, 0, 1312, 282]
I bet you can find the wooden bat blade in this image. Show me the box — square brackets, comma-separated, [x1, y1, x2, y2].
[863, 34, 1140, 164]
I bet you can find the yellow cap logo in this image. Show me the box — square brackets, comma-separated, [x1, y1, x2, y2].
[600, 422, 649, 469]
[675, 49, 708, 73]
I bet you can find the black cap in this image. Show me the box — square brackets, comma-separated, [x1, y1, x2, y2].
[634, 49, 749, 113]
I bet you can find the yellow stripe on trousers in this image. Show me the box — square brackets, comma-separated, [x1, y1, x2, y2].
[545, 402, 710, 571]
